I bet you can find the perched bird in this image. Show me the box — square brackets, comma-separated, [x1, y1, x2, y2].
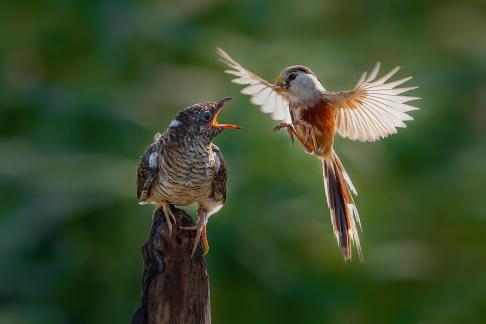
[217, 48, 420, 261]
[137, 98, 239, 256]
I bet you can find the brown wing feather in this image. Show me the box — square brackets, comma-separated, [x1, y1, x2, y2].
[136, 134, 163, 201]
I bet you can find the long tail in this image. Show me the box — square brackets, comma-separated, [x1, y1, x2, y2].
[322, 150, 363, 261]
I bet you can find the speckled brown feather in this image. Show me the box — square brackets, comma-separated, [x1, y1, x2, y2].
[137, 100, 235, 218]
[136, 100, 238, 257]
[137, 133, 163, 201]
[209, 144, 227, 205]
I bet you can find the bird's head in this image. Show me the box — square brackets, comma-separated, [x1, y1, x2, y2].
[274, 65, 324, 101]
[171, 97, 240, 141]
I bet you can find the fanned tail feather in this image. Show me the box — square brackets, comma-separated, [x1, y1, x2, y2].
[322, 151, 363, 261]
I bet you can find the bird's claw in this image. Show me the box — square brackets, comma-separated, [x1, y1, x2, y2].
[274, 122, 294, 144]
[161, 203, 177, 236]
[180, 223, 208, 257]
[180, 209, 208, 258]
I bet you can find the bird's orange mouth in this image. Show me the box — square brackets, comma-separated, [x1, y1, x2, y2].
[211, 97, 240, 129]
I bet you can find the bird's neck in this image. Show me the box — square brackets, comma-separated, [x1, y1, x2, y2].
[288, 75, 326, 106]
[166, 128, 213, 155]
[289, 90, 322, 107]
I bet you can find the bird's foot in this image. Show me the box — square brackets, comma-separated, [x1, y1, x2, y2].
[292, 120, 313, 145]
[274, 122, 295, 144]
[161, 203, 177, 236]
[180, 209, 208, 257]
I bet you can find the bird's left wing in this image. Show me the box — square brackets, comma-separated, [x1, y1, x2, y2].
[324, 63, 420, 142]
[216, 48, 291, 123]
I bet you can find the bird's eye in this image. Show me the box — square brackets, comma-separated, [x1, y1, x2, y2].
[201, 111, 212, 122]
[288, 73, 297, 81]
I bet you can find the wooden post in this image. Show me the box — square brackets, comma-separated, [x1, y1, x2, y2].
[131, 207, 211, 324]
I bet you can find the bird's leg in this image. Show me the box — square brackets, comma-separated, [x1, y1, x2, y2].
[293, 120, 318, 152]
[275, 121, 316, 153]
[180, 208, 208, 257]
[161, 202, 177, 236]
[201, 225, 209, 255]
[292, 120, 311, 144]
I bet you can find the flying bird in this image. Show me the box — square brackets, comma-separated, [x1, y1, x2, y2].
[137, 98, 240, 257]
[217, 48, 420, 261]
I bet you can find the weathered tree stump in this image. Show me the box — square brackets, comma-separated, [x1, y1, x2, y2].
[131, 207, 211, 324]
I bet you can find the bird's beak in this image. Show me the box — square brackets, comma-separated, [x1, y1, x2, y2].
[212, 97, 241, 129]
[273, 74, 287, 93]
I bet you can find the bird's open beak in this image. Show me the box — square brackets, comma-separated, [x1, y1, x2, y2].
[211, 97, 241, 129]
[273, 75, 287, 93]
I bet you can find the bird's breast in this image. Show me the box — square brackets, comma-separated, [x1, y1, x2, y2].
[153, 146, 216, 205]
[291, 99, 336, 157]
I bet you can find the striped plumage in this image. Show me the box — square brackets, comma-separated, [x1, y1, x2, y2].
[137, 99, 238, 256]
[217, 48, 420, 261]
[139, 129, 217, 206]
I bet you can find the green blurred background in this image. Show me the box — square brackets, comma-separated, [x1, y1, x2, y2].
[1, 0, 486, 323]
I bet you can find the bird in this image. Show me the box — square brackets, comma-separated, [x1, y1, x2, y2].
[217, 48, 420, 261]
[136, 98, 240, 257]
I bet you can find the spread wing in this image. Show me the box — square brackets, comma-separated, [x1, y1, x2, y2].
[210, 144, 227, 204]
[136, 133, 163, 201]
[216, 48, 291, 123]
[324, 63, 420, 142]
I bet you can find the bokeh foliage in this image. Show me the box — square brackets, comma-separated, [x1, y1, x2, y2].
[1, 0, 486, 323]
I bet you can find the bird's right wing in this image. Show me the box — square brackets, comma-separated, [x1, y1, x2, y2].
[216, 48, 291, 123]
[210, 144, 227, 204]
[136, 133, 163, 202]
[324, 63, 420, 142]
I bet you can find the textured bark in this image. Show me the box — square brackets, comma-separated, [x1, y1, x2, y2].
[131, 207, 211, 324]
